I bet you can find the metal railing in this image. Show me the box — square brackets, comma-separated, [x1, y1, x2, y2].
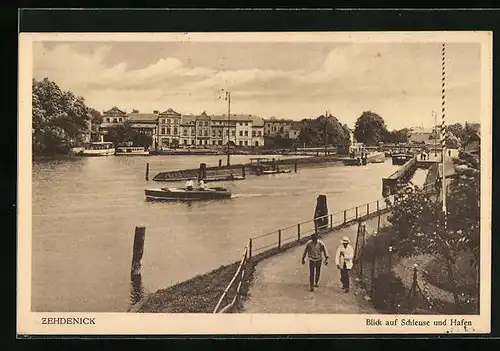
[213, 247, 249, 313]
[247, 197, 393, 259]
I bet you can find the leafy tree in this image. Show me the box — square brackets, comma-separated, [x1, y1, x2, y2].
[387, 151, 480, 305]
[384, 128, 410, 144]
[32, 78, 91, 155]
[354, 111, 389, 146]
[446, 123, 464, 141]
[297, 114, 350, 147]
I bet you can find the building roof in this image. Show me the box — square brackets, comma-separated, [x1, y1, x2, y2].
[103, 106, 126, 115]
[128, 113, 158, 122]
[180, 115, 197, 124]
[130, 123, 156, 129]
[160, 108, 181, 116]
[210, 114, 264, 126]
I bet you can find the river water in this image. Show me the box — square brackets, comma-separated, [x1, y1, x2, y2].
[32, 154, 402, 312]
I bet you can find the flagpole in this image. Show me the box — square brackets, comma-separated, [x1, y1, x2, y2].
[226, 91, 231, 166]
[440, 43, 447, 219]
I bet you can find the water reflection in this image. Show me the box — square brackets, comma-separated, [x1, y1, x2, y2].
[130, 273, 145, 306]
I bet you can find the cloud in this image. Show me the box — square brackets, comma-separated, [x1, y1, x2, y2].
[32, 42, 481, 128]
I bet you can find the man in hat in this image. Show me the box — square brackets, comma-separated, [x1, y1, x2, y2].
[301, 233, 329, 292]
[335, 236, 355, 292]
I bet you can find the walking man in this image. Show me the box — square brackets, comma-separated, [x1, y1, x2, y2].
[335, 236, 354, 293]
[301, 233, 329, 292]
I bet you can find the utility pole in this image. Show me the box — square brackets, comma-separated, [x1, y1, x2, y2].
[433, 110, 437, 157]
[324, 111, 328, 156]
[226, 91, 231, 166]
[441, 43, 447, 219]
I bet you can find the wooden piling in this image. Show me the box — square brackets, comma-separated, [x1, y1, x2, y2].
[131, 226, 146, 278]
[294, 162, 297, 173]
[330, 214, 333, 229]
[297, 224, 301, 242]
[249, 239, 253, 259]
[242, 165, 246, 178]
[145, 163, 149, 181]
[355, 207, 358, 220]
[343, 210, 347, 224]
[278, 229, 282, 249]
[367, 203, 370, 216]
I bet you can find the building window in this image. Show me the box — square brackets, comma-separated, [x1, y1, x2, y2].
[244, 131, 248, 136]
[204, 140, 208, 145]
[245, 122, 248, 126]
[183, 130, 187, 136]
[166, 127, 171, 135]
[113, 118, 118, 123]
[183, 139, 187, 145]
[204, 121, 209, 127]
[174, 119, 179, 125]
[204, 130, 208, 137]
[218, 140, 222, 145]
[191, 129, 195, 136]
[167, 119, 171, 124]
[191, 140, 195, 145]
[212, 130, 216, 137]
[239, 141, 243, 146]
[255, 141, 259, 146]
[174, 128, 178, 135]
[161, 127, 165, 135]
[239, 131, 243, 136]
[232, 131, 235, 136]
[258, 131, 262, 137]
[252, 131, 256, 137]
[244, 141, 248, 146]
[212, 140, 216, 145]
[199, 130, 203, 136]
[218, 130, 222, 137]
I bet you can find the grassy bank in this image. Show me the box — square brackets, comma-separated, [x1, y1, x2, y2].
[136, 262, 241, 313]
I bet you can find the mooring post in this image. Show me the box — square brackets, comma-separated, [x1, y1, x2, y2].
[343, 210, 347, 224]
[278, 229, 282, 249]
[294, 161, 297, 173]
[367, 203, 370, 217]
[242, 165, 246, 178]
[330, 214, 333, 229]
[145, 163, 150, 181]
[131, 226, 146, 278]
[355, 207, 358, 220]
[377, 200, 380, 212]
[249, 239, 253, 259]
[297, 223, 301, 242]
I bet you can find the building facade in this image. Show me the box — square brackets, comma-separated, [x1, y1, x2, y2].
[97, 107, 265, 149]
[264, 117, 295, 137]
[157, 108, 181, 149]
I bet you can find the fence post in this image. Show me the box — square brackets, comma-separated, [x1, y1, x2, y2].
[355, 207, 358, 220]
[278, 229, 282, 249]
[343, 210, 347, 224]
[249, 239, 253, 259]
[367, 203, 370, 217]
[314, 222, 318, 234]
[294, 161, 297, 173]
[377, 200, 380, 212]
[359, 224, 365, 278]
[330, 214, 333, 229]
[145, 163, 150, 181]
[297, 224, 301, 242]
[370, 231, 377, 299]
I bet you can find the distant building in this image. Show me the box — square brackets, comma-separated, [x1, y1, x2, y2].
[287, 121, 302, 139]
[264, 117, 295, 137]
[408, 126, 441, 145]
[157, 108, 181, 149]
[464, 131, 480, 155]
[127, 110, 159, 147]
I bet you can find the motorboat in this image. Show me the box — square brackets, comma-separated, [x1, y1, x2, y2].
[260, 169, 292, 175]
[391, 153, 413, 165]
[145, 187, 232, 201]
[343, 158, 363, 166]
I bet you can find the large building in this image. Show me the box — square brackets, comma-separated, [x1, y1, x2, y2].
[97, 107, 265, 149]
[264, 117, 295, 137]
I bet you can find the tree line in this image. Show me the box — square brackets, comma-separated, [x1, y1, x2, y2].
[32, 77, 153, 156]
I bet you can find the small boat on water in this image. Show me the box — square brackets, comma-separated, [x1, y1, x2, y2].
[115, 146, 150, 156]
[343, 158, 364, 166]
[260, 169, 292, 175]
[145, 187, 232, 201]
[392, 153, 413, 165]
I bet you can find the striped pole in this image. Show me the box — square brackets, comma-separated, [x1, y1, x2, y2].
[440, 43, 447, 218]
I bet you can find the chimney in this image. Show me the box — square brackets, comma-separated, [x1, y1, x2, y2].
[153, 110, 159, 114]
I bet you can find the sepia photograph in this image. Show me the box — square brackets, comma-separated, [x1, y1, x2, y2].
[17, 31, 491, 335]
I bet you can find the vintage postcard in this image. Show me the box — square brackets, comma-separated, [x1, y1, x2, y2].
[18, 31, 492, 335]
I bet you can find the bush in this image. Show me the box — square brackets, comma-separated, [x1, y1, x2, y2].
[372, 272, 408, 313]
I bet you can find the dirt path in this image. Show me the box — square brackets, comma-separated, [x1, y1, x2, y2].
[242, 215, 389, 313]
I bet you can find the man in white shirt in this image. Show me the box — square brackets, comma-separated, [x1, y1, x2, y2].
[335, 236, 355, 293]
[185, 179, 194, 191]
[198, 179, 206, 190]
[301, 233, 329, 292]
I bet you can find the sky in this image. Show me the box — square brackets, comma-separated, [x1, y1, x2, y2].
[32, 40, 482, 130]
